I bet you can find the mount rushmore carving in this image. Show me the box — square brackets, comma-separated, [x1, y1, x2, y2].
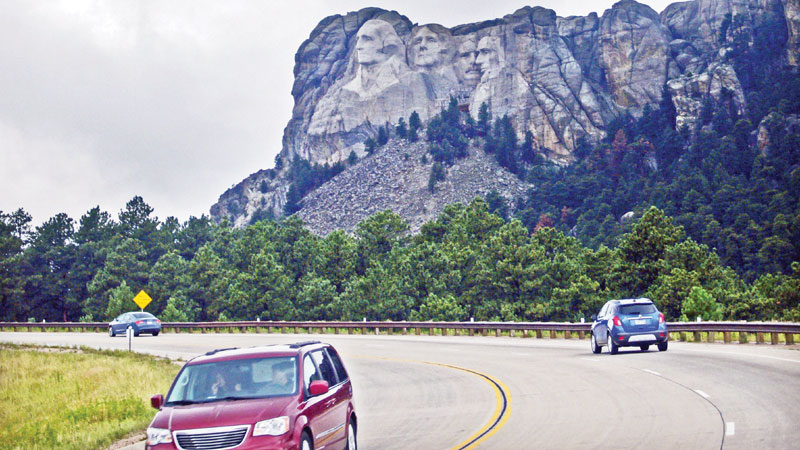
[290, 7, 635, 167]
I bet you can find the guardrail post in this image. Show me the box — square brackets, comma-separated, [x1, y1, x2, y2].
[723, 331, 731, 343]
[578, 331, 585, 339]
[550, 330, 557, 339]
[786, 333, 794, 345]
[739, 332, 748, 344]
[708, 332, 715, 343]
[756, 332, 765, 344]
[523, 330, 529, 338]
[565, 330, 572, 339]
[469, 328, 474, 337]
[536, 330, 543, 339]
[693, 331, 701, 342]
[454, 328, 460, 336]
[415, 328, 420, 336]
[495, 329, 501, 337]
[771, 333, 779, 345]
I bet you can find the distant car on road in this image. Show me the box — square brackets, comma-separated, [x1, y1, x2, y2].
[590, 298, 668, 354]
[146, 341, 357, 450]
[108, 311, 161, 337]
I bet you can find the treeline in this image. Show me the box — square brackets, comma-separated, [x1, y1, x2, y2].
[2, 198, 798, 323]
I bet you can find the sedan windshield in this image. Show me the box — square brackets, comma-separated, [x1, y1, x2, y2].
[166, 356, 298, 405]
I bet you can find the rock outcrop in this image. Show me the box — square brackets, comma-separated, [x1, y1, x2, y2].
[212, 0, 800, 229]
[297, 138, 531, 235]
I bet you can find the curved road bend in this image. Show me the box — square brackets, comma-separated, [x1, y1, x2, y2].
[2, 332, 798, 449]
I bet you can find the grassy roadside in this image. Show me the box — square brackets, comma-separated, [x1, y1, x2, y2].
[0, 345, 180, 450]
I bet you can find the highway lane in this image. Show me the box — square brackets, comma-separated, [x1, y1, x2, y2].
[2, 332, 799, 449]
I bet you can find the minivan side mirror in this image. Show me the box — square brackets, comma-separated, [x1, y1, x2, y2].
[309, 380, 329, 397]
[151, 394, 163, 409]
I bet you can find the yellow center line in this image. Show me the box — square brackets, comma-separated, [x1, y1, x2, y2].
[351, 355, 512, 449]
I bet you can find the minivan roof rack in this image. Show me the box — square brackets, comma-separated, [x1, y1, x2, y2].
[205, 347, 238, 356]
[289, 341, 321, 348]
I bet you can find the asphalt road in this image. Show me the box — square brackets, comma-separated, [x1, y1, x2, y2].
[2, 332, 799, 449]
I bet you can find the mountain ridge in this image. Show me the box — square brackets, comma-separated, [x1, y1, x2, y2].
[211, 0, 800, 230]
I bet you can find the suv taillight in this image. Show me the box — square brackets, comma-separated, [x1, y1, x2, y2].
[658, 313, 665, 324]
[612, 316, 622, 327]
[135, 320, 144, 325]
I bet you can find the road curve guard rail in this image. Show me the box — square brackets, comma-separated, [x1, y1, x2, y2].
[1, 320, 798, 345]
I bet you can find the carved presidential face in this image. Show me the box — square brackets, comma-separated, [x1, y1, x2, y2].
[455, 39, 481, 86]
[355, 20, 402, 66]
[476, 36, 503, 79]
[410, 26, 447, 69]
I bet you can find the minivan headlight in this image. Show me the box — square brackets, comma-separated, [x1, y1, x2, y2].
[146, 427, 173, 445]
[253, 416, 290, 436]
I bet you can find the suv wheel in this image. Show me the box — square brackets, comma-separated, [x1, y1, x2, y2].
[658, 341, 668, 352]
[108, 327, 115, 337]
[607, 333, 619, 355]
[346, 419, 357, 450]
[300, 431, 313, 450]
[591, 333, 602, 354]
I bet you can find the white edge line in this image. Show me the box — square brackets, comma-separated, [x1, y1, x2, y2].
[642, 369, 661, 376]
[694, 389, 711, 399]
[726, 422, 735, 436]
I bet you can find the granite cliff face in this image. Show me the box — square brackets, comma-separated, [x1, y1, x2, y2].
[211, 0, 800, 229]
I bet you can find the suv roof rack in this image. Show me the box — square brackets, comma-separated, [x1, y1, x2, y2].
[289, 341, 321, 349]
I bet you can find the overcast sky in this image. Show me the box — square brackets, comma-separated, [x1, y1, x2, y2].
[0, 0, 673, 227]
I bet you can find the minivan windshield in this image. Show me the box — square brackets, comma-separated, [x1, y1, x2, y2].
[619, 304, 657, 315]
[166, 356, 298, 405]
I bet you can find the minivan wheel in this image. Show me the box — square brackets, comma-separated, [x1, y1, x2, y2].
[658, 341, 668, 352]
[640, 344, 650, 351]
[346, 419, 357, 450]
[607, 333, 619, 355]
[591, 333, 602, 354]
[300, 431, 313, 450]
[108, 327, 115, 337]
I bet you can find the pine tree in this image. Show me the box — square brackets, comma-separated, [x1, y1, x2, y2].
[408, 111, 421, 142]
[377, 125, 389, 146]
[477, 102, 490, 137]
[396, 117, 407, 139]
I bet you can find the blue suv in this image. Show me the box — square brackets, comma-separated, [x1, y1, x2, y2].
[590, 298, 668, 354]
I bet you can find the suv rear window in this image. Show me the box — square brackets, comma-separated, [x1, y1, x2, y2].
[619, 304, 657, 315]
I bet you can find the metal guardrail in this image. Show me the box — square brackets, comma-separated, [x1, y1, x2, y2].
[0, 320, 798, 344]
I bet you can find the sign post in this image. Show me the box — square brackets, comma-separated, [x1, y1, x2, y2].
[133, 290, 153, 311]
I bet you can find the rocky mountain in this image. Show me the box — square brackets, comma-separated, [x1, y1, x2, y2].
[211, 0, 800, 231]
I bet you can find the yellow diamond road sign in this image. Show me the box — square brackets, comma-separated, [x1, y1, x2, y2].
[133, 290, 153, 310]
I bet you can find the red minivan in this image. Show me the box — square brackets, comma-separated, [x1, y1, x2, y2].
[146, 341, 356, 450]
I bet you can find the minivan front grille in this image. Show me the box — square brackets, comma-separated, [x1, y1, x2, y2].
[174, 425, 249, 450]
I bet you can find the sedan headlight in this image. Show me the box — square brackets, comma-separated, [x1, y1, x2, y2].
[253, 416, 290, 436]
[147, 427, 173, 446]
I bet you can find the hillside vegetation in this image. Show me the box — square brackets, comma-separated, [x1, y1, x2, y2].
[1, 197, 797, 324]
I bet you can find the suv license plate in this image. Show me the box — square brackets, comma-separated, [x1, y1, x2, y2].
[634, 319, 648, 325]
